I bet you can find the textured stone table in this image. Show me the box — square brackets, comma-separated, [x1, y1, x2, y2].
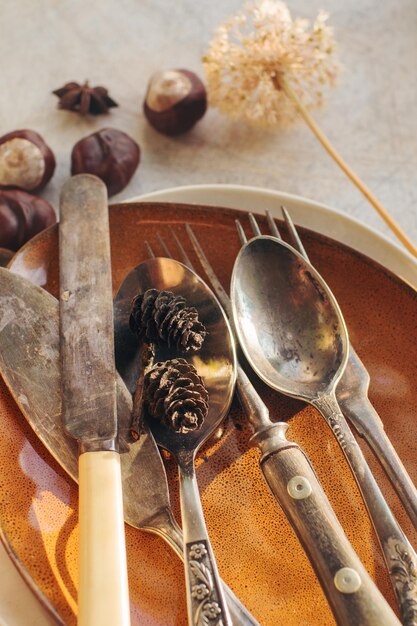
[0, 0, 416, 624]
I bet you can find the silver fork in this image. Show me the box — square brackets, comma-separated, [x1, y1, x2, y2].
[148, 229, 403, 626]
[254, 207, 417, 531]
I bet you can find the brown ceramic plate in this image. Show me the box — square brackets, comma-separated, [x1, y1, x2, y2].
[2, 202, 417, 625]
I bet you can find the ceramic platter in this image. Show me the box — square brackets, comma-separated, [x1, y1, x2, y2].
[1, 196, 416, 625]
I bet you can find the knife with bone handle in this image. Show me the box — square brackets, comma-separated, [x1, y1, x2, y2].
[59, 175, 130, 626]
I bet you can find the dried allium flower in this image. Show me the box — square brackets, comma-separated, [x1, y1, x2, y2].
[202, 1, 417, 256]
[203, 0, 340, 126]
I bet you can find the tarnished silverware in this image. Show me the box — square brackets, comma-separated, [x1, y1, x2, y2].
[0, 267, 257, 626]
[273, 206, 417, 530]
[114, 257, 235, 626]
[59, 175, 130, 626]
[145, 231, 401, 626]
[231, 229, 417, 626]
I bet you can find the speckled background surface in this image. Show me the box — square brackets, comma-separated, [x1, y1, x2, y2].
[1, 0, 416, 243]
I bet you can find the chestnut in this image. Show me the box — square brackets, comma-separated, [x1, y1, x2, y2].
[0, 189, 56, 250]
[71, 128, 140, 196]
[143, 69, 207, 135]
[0, 248, 14, 267]
[0, 129, 56, 192]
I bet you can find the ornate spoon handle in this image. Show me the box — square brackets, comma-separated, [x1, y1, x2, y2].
[237, 366, 400, 626]
[144, 508, 260, 626]
[179, 460, 232, 626]
[314, 392, 417, 626]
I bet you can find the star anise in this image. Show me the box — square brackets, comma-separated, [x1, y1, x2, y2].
[52, 81, 118, 115]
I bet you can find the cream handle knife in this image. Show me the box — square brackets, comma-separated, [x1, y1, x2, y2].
[59, 174, 130, 625]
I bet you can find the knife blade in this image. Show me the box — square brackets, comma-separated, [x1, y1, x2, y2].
[0, 267, 259, 626]
[59, 175, 130, 626]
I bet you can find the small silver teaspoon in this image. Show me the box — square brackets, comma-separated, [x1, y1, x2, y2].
[231, 235, 417, 626]
[114, 257, 236, 626]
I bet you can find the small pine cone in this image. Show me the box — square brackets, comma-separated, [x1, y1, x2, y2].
[129, 288, 207, 352]
[145, 358, 209, 433]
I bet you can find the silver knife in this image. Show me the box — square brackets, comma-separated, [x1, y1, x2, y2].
[59, 175, 130, 626]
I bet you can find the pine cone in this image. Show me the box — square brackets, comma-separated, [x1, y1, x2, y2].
[130, 288, 207, 352]
[145, 358, 209, 433]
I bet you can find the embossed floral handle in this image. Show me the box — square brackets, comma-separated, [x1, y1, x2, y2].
[313, 392, 417, 626]
[179, 461, 232, 626]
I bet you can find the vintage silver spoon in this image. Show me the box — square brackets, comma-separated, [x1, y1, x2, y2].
[114, 257, 236, 626]
[231, 235, 417, 626]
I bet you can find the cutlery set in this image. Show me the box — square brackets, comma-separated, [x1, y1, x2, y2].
[231, 224, 417, 624]
[0, 174, 416, 625]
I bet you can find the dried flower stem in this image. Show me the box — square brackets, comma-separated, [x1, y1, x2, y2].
[278, 74, 417, 257]
[203, 0, 417, 257]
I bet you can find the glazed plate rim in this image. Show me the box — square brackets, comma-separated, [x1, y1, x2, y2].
[131, 183, 417, 288]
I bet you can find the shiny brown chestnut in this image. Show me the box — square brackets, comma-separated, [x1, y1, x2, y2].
[143, 69, 207, 135]
[0, 130, 56, 192]
[0, 189, 56, 251]
[71, 128, 140, 196]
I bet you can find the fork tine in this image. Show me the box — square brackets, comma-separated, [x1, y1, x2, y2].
[185, 224, 232, 317]
[265, 210, 282, 239]
[145, 240, 156, 259]
[248, 213, 262, 237]
[235, 220, 248, 245]
[168, 226, 195, 271]
[157, 233, 173, 259]
[281, 206, 309, 261]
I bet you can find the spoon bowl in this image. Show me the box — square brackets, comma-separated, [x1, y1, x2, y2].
[231, 236, 348, 401]
[114, 257, 236, 451]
